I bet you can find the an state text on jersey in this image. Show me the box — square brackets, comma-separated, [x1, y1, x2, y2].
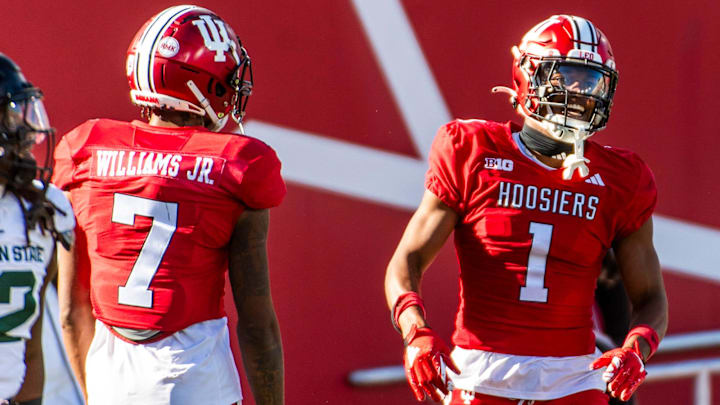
[0, 244, 45, 263]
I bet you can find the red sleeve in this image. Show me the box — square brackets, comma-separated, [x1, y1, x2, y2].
[52, 134, 75, 190]
[224, 140, 286, 209]
[52, 120, 96, 191]
[616, 155, 657, 238]
[424, 121, 473, 215]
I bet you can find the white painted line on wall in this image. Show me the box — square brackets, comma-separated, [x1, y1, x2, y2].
[247, 121, 426, 209]
[654, 214, 720, 282]
[350, 0, 451, 158]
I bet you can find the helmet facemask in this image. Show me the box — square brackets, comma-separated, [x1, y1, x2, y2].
[229, 46, 253, 130]
[516, 56, 618, 179]
[528, 59, 617, 140]
[0, 91, 55, 192]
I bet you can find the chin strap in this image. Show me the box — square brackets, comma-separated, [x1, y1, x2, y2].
[186, 80, 225, 132]
[491, 86, 518, 107]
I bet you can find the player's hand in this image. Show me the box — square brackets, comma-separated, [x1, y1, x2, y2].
[403, 325, 459, 402]
[591, 342, 646, 401]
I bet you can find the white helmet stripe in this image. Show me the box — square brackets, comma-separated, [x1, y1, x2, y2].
[564, 15, 579, 50]
[134, 5, 199, 93]
[568, 16, 598, 52]
[586, 19, 597, 52]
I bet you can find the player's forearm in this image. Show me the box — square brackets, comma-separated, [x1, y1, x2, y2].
[228, 209, 284, 403]
[14, 365, 43, 402]
[614, 217, 668, 360]
[59, 305, 95, 398]
[385, 250, 424, 308]
[236, 317, 284, 405]
[385, 191, 459, 312]
[15, 285, 47, 402]
[56, 231, 93, 397]
[14, 324, 44, 401]
[385, 253, 431, 338]
[625, 290, 668, 359]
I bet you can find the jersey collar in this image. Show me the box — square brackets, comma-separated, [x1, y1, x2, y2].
[511, 131, 556, 171]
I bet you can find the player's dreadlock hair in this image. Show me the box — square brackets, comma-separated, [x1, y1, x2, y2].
[0, 53, 71, 249]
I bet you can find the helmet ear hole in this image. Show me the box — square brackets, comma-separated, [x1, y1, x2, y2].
[215, 82, 226, 98]
[206, 79, 227, 98]
[160, 65, 167, 87]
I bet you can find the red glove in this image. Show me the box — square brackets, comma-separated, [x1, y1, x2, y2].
[591, 341, 647, 401]
[403, 325, 460, 402]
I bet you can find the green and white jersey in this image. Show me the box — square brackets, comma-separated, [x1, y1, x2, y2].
[0, 182, 74, 399]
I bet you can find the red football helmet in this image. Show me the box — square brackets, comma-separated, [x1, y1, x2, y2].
[496, 15, 618, 137]
[126, 5, 253, 132]
[493, 15, 619, 179]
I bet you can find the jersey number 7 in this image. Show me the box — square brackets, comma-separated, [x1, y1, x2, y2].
[112, 193, 178, 308]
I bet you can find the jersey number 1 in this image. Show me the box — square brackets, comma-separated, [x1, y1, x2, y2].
[519, 222, 553, 303]
[112, 194, 178, 308]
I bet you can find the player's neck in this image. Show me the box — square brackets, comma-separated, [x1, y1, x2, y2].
[520, 119, 569, 169]
[148, 112, 206, 129]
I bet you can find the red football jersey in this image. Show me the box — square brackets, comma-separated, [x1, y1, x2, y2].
[425, 119, 656, 357]
[53, 119, 286, 332]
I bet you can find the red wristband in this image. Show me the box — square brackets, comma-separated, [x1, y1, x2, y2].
[624, 324, 660, 361]
[391, 292, 426, 334]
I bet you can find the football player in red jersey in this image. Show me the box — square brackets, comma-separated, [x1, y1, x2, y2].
[385, 15, 668, 404]
[54, 5, 285, 405]
[0, 54, 75, 405]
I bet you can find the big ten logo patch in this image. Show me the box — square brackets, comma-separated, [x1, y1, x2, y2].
[484, 157, 513, 172]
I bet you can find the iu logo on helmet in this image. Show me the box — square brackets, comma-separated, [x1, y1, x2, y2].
[192, 15, 238, 63]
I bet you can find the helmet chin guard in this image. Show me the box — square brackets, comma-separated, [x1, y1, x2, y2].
[560, 128, 590, 180]
[540, 115, 591, 180]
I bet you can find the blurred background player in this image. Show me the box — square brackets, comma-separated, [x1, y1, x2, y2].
[0, 54, 74, 405]
[54, 5, 285, 405]
[384, 15, 668, 404]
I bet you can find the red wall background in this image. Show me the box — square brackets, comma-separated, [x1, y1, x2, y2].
[2, 1, 718, 404]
